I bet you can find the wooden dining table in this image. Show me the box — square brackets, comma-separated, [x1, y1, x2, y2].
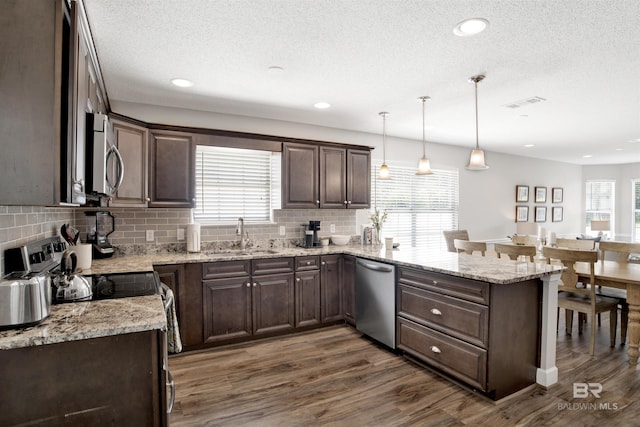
[575, 259, 640, 365]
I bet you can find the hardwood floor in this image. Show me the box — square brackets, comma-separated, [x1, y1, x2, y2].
[169, 315, 640, 426]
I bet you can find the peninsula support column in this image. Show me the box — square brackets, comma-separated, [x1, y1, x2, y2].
[537, 272, 561, 387]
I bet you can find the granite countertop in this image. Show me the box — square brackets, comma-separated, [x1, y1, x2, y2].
[0, 295, 166, 350]
[0, 244, 561, 351]
[87, 244, 562, 285]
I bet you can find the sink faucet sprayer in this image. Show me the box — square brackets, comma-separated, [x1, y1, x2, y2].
[236, 217, 248, 250]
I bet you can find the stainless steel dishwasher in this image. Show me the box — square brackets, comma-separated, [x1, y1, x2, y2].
[355, 258, 396, 349]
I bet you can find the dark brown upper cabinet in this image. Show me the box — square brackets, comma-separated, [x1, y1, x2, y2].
[283, 142, 370, 209]
[282, 142, 320, 208]
[148, 130, 195, 208]
[345, 148, 371, 209]
[0, 0, 106, 206]
[109, 119, 149, 207]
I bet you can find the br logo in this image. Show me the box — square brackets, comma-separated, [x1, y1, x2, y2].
[573, 383, 603, 398]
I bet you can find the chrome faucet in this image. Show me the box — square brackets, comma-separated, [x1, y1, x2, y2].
[236, 217, 247, 250]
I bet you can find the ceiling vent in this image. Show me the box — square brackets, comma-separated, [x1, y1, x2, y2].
[503, 96, 547, 109]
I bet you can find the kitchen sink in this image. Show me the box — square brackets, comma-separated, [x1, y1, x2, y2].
[209, 249, 280, 256]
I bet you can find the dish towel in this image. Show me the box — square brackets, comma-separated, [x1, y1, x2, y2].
[164, 286, 183, 354]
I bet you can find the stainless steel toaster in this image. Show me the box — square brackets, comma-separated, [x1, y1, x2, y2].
[0, 274, 51, 328]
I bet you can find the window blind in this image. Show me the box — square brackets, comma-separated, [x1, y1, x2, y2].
[194, 145, 281, 223]
[585, 180, 615, 232]
[633, 179, 640, 242]
[371, 164, 459, 250]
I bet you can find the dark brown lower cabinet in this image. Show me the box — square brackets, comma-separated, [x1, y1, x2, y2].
[396, 266, 541, 400]
[203, 276, 252, 342]
[202, 258, 295, 343]
[321, 255, 343, 323]
[342, 255, 356, 325]
[0, 330, 166, 426]
[295, 269, 321, 327]
[154, 263, 184, 339]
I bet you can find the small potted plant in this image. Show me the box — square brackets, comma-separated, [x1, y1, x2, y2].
[369, 208, 387, 246]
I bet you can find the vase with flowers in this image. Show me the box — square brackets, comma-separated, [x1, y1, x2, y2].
[369, 208, 387, 246]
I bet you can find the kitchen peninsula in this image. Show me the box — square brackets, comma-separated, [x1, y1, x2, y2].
[0, 244, 562, 422]
[90, 244, 562, 398]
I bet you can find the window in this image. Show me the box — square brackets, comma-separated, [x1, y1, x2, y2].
[633, 179, 640, 242]
[371, 163, 459, 250]
[585, 180, 615, 234]
[194, 145, 281, 223]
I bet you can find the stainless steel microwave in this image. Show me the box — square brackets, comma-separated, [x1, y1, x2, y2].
[86, 113, 124, 197]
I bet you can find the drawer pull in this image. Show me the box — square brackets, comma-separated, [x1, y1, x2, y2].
[430, 308, 442, 316]
[430, 346, 441, 354]
[306, 261, 311, 265]
[432, 280, 438, 285]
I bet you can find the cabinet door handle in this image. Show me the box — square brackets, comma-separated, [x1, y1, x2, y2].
[430, 308, 442, 316]
[316, 200, 320, 204]
[321, 261, 326, 265]
[430, 346, 441, 354]
[344, 200, 348, 205]
[246, 282, 250, 287]
[348, 201, 352, 204]
[296, 278, 300, 282]
[253, 283, 257, 287]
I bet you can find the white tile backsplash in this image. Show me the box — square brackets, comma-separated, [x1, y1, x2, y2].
[1, 205, 362, 275]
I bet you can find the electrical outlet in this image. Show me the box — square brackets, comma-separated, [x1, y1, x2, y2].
[177, 228, 185, 241]
[146, 230, 154, 242]
[279, 226, 286, 236]
[330, 224, 336, 233]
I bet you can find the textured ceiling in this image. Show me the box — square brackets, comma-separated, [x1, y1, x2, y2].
[83, 0, 640, 165]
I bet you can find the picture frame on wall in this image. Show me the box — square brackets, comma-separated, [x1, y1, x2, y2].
[516, 185, 529, 203]
[535, 186, 547, 203]
[552, 206, 563, 222]
[516, 206, 529, 222]
[535, 206, 547, 222]
[552, 187, 563, 203]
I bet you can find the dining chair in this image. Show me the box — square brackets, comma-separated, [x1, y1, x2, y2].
[555, 238, 596, 250]
[443, 229, 469, 253]
[494, 243, 536, 262]
[542, 246, 618, 356]
[454, 239, 487, 256]
[595, 241, 640, 344]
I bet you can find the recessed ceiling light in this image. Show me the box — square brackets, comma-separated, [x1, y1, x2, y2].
[523, 144, 535, 148]
[171, 78, 194, 88]
[583, 154, 593, 158]
[267, 66, 284, 75]
[453, 18, 489, 37]
[314, 102, 331, 109]
[615, 148, 624, 151]
[628, 138, 640, 143]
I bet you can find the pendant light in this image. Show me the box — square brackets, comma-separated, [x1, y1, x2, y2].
[466, 74, 489, 170]
[378, 111, 390, 179]
[416, 96, 433, 175]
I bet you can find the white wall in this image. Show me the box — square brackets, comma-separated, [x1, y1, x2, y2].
[113, 101, 585, 241]
[582, 163, 640, 240]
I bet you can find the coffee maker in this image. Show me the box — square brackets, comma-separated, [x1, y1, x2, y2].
[304, 220, 321, 248]
[85, 211, 115, 258]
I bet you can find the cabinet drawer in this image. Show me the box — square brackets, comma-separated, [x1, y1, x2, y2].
[252, 257, 294, 275]
[295, 256, 320, 271]
[397, 317, 487, 391]
[398, 284, 489, 347]
[398, 267, 490, 305]
[202, 260, 251, 280]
